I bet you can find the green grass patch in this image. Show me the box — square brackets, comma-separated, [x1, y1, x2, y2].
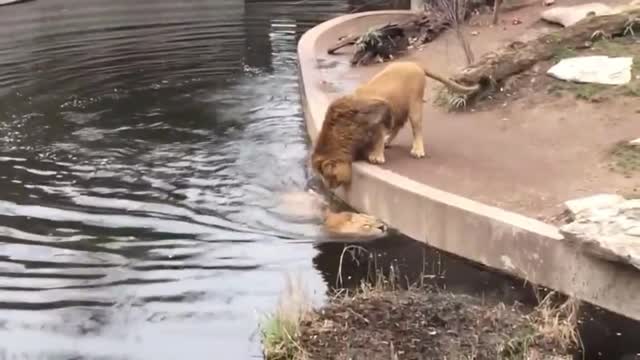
[552, 46, 578, 61]
[259, 274, 311, 360]
[548, 38, 640, 101]
[546, 81, 610, 102]
[609, 141, 640, 177]
[433, 86, 469, 112]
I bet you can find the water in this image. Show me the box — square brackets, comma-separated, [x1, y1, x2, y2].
[0, 0, 402, 358]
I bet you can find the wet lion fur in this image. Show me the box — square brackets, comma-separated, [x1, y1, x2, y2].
[322, 209, 387, 238]
[311, 61, 478, 189]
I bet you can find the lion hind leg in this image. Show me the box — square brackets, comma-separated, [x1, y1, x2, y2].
[408, 101, 426, 159]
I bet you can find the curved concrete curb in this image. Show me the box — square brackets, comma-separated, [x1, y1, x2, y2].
[0, 0, 33, 6]
[298, 11, 640, 320]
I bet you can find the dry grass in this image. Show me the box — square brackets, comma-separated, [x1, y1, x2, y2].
[532, 292, 581, 354]
[260, 274, 313, 360]
[501, 290, 582, 359]
[609, 140, 640, 177]
[433, 86, 471, 111]
[262, 246, 581, 360]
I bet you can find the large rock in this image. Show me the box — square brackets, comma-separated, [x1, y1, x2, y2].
[560, 194, 640, 270]
[564, 193, 626, 216]
[541, 3, 618, 27]
[546, 56, 634, 85]
[540, 0, 640, 27]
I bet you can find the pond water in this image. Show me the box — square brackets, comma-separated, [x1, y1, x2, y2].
[0, 0, 403, 358]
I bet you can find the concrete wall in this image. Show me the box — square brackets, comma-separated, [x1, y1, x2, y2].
[297, 10, 640, 321]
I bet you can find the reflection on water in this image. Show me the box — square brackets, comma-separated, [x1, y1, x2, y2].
[0, 0, 404, 358]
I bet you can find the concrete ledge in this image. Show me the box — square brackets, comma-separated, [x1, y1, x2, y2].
[297, 11, 640, 321]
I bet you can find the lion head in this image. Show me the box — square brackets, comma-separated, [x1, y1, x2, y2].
[310, 94, 393, 190]
[311, 157, 352, 189]
[322, 210, 388, 239]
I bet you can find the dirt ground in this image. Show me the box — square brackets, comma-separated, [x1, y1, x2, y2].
[318, 0, 640, 222]
[298, 287, 574, 360]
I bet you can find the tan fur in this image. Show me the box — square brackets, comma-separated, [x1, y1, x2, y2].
[276, 190, 388, 238]
[322, 209, 387, 238]
[311, 61, 478, 189]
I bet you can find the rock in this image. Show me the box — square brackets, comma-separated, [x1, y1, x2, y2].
[630, 138, 640, 146]
[543, 0, 555, 6]
[560, 196, 640, 271]
[541, 3, 618, 27]
[564, 193, 625, 217]
[628, 227, 640, 236]
[619, 198, 640, 210]
[547, 56, 634, 85]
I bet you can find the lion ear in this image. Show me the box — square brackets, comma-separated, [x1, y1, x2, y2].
[354, 99, 392, 126]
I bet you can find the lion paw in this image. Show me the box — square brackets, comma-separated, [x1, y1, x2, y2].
[368, 153, 386, 164]
[410, 146, 426, 159]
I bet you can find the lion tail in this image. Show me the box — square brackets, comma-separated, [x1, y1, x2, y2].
[423, 68, 479, 94]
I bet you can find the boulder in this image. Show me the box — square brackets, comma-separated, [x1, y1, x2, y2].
[541, 3, 618, 27]
[546, 56, 634, 85]
[560, 194, 640, 270]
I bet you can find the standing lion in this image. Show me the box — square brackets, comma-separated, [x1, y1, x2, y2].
[311, 61, 478, 189]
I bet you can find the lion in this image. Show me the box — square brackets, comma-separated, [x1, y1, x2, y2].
[275, 189, 388, 239]
[310, 61, 479, 189]
[322, 209, 387, 239]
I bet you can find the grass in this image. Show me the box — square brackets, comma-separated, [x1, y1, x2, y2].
[261, 244, 582, 360]
[433, 85, 470, 111]
[608, 140, 640, 177]
[501, 291, 581, 359]
[259, 245, 393, 360]
[552, 46, 578, 61]
[547, 38, 640, 101]
[260, 274, 312, 360]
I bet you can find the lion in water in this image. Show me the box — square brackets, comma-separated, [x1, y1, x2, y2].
[311, 61, 479, 189]
[275, 190, 387, 240]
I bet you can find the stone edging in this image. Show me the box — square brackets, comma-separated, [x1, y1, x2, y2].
[297, 10, 640, 321]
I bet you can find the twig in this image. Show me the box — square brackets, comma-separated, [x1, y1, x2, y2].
[327, 34, 360, 54]
[337, 245, 369, 288]
[434, 0, 475, 65]
[389, 342, 399, 360]
[347, 308, 370, 324]
[456, 27, 475, 65]
[492, 0, 502, 25]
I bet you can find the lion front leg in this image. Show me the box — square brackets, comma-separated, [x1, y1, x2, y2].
[408, 102, 426, 159]
[384, 127, 400, 148]
[367, 127, 387, 165]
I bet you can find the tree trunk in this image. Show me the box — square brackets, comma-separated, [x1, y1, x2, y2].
[451, 9, 640, 86]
